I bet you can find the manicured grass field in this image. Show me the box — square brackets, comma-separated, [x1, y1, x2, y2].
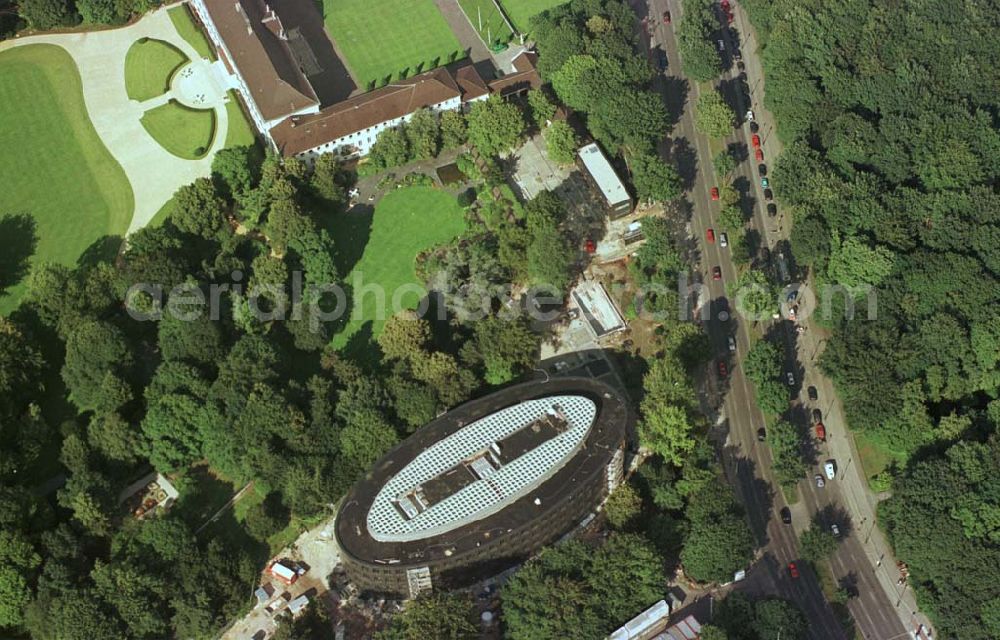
[149, 92, 256, 228]
[0, 45, 133, 314]
[322, 0, 464, 88]
[224, 91, 256, 147]
[141, 100, 216, 160]
[500, 0, 568, 32]
[168, 4, 215, 61]
[124, 38, 188, 102]
[458, 0, 516, 47]
[330, 186, 466, 349]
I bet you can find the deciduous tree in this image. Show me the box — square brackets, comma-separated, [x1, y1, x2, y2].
[695, 91, 735, 139]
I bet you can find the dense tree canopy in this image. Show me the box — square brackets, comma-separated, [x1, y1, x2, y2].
[534, 0, 668, 155]
[739, 1, 1000, 633]
[466, 96, 527, 156]
[501, 535, 665, 638]
[880, 434, 1000, 639]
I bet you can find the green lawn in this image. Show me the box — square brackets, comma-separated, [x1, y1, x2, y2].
[141, 100, 216, 160]
[224, 91, 256, 147]
[321, 0, 464, 88]
[458, 0, 515, 47]
[854, 430, 908, 488]
[0, 45, 133, 315]
[500, 0, 568, 33]
[150, 92, 256, 228]
[330, 186, 466, 349]
[124, 38, 188, 102]
[168, 4, 215, 61]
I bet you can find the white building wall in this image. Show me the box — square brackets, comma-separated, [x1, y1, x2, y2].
[295, 95, 463, 163]
[189, 0, 318, 148]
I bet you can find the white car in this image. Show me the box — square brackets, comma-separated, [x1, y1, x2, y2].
[831, 524, 841, 538]
[824, 460, 837, 480]
[786, 371, 795, 386]
[720, 232, 729, 248]
[814, 474, 825, 488]
[717, 39, 725, 51]
[727, 335, 737, 352]
[745, 109, 755, 122]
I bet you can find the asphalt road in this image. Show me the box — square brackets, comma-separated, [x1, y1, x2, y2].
[630, 2, 918, 639]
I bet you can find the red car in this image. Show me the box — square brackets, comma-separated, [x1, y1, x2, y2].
[720, 0, 731, 10]
[717, 360, 728, 378]
[712, 266, 722, 281]
[663, 10, 671, 23]
[751, 134, 761, 149]
[710, 186, 720, 200]
[755, 148, 764, 162]
[815, 422, 826, 441]
[788, 562, 800, 579]
[706, 228, 716, 243]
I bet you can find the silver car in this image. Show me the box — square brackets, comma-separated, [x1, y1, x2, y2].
[824, 460, 837, 480]
[814, 474, 825, 488]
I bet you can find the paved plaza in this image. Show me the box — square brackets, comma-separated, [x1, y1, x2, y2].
[0, 7, 234, 233]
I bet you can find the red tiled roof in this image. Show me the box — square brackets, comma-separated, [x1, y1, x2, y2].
[489, 50, 541, 96]
[200, 0, 319, 121]
[455, 65, 489, 101]
[271, 67, 462, 156]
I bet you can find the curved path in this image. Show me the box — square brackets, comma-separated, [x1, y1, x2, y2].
[0, 7, 233, 234]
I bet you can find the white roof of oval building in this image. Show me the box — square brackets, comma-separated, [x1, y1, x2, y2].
[366, 395, 597, 543]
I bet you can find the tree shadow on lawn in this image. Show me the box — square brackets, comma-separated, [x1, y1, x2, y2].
[76, 234, 124, 269]
[338, 320, 379, 369]
[321, 204, 373, 277]
[0, 213, 38, 296]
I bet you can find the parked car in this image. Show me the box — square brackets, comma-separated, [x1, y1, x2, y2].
[767, 202, 778, 216]
[824, 460, 837, 480]
[786, 289, 798, 303]
[663, 10, 671, 23]
[764, 188, 774, 201]
[713, 266, 722, 280]
[720, 232, 729, 247]
[751, 134, 761, 148]
[717, 360, 728, 377]
[755, 148, 764, 162]
[737, 60, 746, 71]
[757, 427, 767, 441]
[745, 109, 755, 122]
[749, 121, 759, 133]
[788, 562, 800, 579]
[808, 386, 818, 401]
[786, 371, 795, 386]
[815, 422, 826, 441]
[812, 408, 822, 422]
[717, 39, 725, 51]
[727, 335, 737, 352]
[758, 164, 767, 176]
[761, 177, 770, 188]
[780, 507, 792, 524]
[710, 186, 720, 200]
[815, 474, 825, 488]
[706, 228, 716, 243]
[831, 524, 841, 538]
